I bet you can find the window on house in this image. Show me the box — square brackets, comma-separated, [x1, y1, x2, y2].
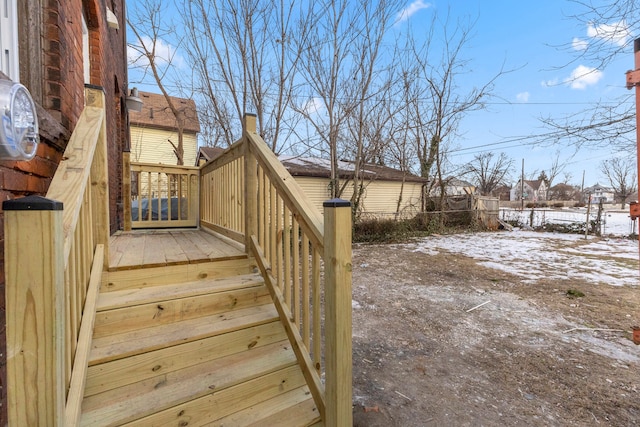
[0, 0, 19, 81]
[82, 12, 90, 84]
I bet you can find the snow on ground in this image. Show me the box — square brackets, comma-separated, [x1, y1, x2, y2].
[408, 229, 639, 287]
[500, 209, 638, 237]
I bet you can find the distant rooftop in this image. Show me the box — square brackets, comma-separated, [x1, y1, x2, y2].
[279, 156, 427, 183]
[129, 91, 200, 134]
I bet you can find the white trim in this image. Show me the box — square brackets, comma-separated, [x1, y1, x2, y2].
[0, 0, 19, 81]
[82, 12, 90, 84]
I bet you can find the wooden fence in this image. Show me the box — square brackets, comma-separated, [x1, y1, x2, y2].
[3, 86, 110, 426]
[124, 162, 199, 229]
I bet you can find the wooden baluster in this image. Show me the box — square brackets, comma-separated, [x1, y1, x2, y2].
[123, 151, 132, 231]
[312, 247, 321, 372]
[276, 195, 283, 289]
[292, 218, 300, 328]
[302, 233, 310, 349]
[283, 205, 292, 307]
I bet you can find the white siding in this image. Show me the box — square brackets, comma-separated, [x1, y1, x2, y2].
[131, 126, 198, 166]
[358, 180, 423, 218]
[294, 177, 330, 214]
[293, 176, 423, 219]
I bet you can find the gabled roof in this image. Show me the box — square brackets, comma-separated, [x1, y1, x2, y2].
[196, 149, 427, 183]
[584, 183, 614, 192]
[515, 179, 545, 190]
[130, 91, 201, 134]
[279, 156, 427, 183]
[444, 176, 474, 188]
[197, 146, 225, 163]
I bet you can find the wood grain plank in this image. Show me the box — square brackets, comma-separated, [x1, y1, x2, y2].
[101, 258, 255, 292]
[93, 285, 273, 338]
[160, 231, 189, 265]
[85, 321, 286, 397]
[96, 273, 264, 311]
[170, 230, 208, 261]
[124, 364, 307, 427]
[213, 386, 320, 427]
[141, 234, 168, 268]
[89, 304, 278, 365]
[81, 341, 297, 426]
[114, 233, 145, 270]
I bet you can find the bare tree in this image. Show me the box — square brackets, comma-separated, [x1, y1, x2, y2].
[295, 0, 401, 201]
[181, 0, 308, 151]
[463, 152, 514, 196]
[401, 12, 501, 209]
[540, 1, 638, 153]
[600, 156, 637, 208]
[128, 0, 187, 165]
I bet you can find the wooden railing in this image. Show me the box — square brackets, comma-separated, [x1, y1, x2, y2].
[124, 162, 199, 229]
[3, 86, 110, 426]
[200, 114, 353, 426]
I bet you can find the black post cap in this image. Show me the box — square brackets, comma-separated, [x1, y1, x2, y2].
[3, 195, 63, 211]
[323, 198, 351, 208]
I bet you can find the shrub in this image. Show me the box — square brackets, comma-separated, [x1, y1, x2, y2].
[553, 202, 565, 208]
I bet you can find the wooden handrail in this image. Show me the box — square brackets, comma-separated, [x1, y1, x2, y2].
[245, 132, 324, 251]
[199, 114, 352, 426]
[4, 86, 110, 426]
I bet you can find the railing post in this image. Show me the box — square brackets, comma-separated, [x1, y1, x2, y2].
[244, 113, 258, 252]
[323, 198, 353, 427]
[3, 196, 65, 426]
[123, 150, 132, 231]
[86, 85, 110, 267]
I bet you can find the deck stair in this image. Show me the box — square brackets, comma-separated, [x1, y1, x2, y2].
[79, 257, 322, 426]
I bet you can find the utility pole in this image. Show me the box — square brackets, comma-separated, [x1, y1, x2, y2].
[520, 158, 525, 211]
[625, 38, 640, 268]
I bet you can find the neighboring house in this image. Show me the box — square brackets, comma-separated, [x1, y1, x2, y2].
[430, 177, 476, 196]
[548, 183, 581, 201]
[130, 91, 200, 166]
[196, 146, 225, 166]
[583, 183, 615, 204]
[510, 179, 548, 202]
[0, 1, 127, 423]
[280, 156, 427, 218]
[195, 149, 427, 218]
[493, 184, 512, 201]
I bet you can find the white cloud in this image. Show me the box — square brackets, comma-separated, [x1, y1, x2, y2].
[396, 0, 431, 24]
[516, 92, 530, 102]
[303, 97, 323, 115]
[128, 36, 185, 68]
[541, 78, 559, 87]
[572, 37, 588, 51]
[566, 65, 603, 90]
[587, 20, 631, 47]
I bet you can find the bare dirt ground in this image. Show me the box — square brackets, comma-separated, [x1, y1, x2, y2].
[350, 238, 640, 426]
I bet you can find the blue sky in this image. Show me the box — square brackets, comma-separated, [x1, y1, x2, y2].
[413, 0, 634, 186]
[128, 0, 636, 187]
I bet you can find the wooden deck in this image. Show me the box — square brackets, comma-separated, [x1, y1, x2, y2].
[85, 228, 323, 425]
[108, 228, 245, 270]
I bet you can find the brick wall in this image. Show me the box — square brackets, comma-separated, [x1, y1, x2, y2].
[0, 0, 128, 423]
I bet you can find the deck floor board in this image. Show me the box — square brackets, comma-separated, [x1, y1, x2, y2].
[109, 229, 244, 270]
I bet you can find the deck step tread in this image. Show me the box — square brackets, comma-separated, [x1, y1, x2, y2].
[212, 385, 321, 426]
[89, 303, 279, 365]
[96, 272, 265, 311]
[85, 320, 288, 397]
[93, 283, 272, 339]
[81, 340, 298, 426]
[122, 364, 310, 426]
